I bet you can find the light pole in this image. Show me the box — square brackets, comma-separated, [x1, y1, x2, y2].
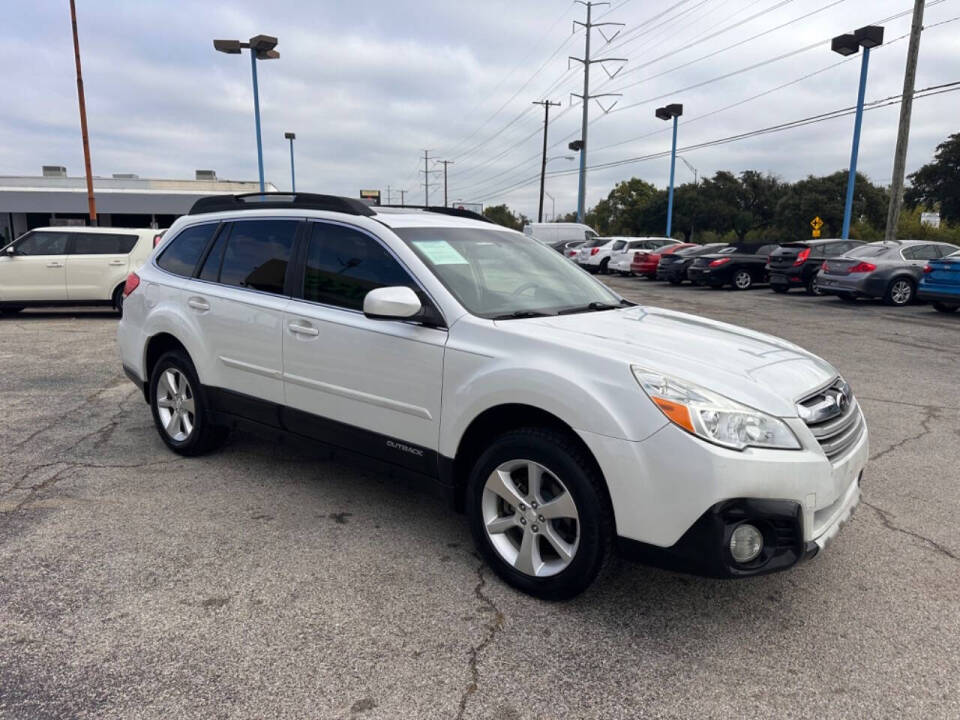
[656, 103, 683, 238]
[214, 35, 280, 193]
[831, 25, 883, 240]
[284, 132, 296, 192]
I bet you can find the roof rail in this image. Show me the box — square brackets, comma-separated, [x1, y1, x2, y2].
[188, 192, 376, 216]
[377, 204, 492, 224]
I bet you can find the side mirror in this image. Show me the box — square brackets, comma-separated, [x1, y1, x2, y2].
[3, 245, 14, 256]
[363, 286, 422, 320]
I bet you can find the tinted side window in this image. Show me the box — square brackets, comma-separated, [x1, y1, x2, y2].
[70, 233, 138, 254]
[935, 244, 959, 258]
[612, 241, 627, 251]
[303, 223, 413, 310]
[16, 232, 69, 255]
[157, 223, 218, 277]
[823, 242, 848, 257]
[218, 220, 298, 295]
[903, 245, 939, 261]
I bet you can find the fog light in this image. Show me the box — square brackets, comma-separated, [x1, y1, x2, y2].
[730, 524, 763, 563]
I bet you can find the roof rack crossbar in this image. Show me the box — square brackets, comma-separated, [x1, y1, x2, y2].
[188, 192, 376, 216]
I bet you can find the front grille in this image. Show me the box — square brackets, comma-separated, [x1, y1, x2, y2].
[798, 379, 865, 461]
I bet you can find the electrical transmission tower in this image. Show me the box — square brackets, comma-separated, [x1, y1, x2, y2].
[398, 189, 408, 207]
[570, 1, 626, 223]
[420, 150, 442, 205]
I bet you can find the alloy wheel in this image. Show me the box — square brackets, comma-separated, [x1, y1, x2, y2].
[481, 459, 580, 578]
[155, 368, 196, 442]
[734, 271, 752, 289]
[890, 280, 913, 305]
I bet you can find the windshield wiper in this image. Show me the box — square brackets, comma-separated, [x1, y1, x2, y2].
[557, 301, 625, 315]
[491, 310, 555, 320]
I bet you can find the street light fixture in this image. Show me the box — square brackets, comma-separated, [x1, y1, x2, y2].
[284, 132, 296, 192]
[213, 34, 280, 192]
[832, 24, 883, 239]
[655, 103, 683, 238]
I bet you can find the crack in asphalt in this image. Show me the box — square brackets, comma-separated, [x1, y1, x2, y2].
[455, 561, 505, 720]
[868, 405, 939, 464]
[862, 500, 958, 562]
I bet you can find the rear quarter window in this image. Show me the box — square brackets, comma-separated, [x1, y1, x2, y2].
[156, 223, 219, 277]
[70, 233, 138, 254]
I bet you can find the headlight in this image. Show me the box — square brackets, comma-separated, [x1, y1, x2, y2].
[631, 366, 801, 451]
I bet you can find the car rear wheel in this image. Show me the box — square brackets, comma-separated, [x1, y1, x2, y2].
[466, 427, 613, 600]
[598, 258, 610, 275]
[806, 277, 824, 296]
[933, 302, 959, 313]
[732, 270, 753, 290]
[149, 350, 228, 456]
[884, 278, 915, 307]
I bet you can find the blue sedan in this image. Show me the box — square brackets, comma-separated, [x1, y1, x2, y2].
[918, 250, 960, 312]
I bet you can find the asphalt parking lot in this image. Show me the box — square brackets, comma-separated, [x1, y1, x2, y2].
[2, 284, 958, 720]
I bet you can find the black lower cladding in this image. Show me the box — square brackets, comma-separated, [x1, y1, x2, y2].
[206, 386, 448, 487]
[618, 498, 806, 578]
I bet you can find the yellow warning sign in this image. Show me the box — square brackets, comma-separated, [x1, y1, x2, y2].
[811, 216, 823, 238]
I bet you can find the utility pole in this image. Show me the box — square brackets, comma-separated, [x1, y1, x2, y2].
[437, 160, 454, 206]
[570, 2, 626, 223]
[884, 0, 925, 241]
[386, 185, 392, 205]
[399, 189, 407, 207]
[69, 0, 96, 224]
[533, 100, 561, 223]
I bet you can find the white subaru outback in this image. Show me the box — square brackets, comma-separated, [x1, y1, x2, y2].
[118, 193, 867, 599]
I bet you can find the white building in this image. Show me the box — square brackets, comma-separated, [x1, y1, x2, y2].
[0, 166, 277, 244]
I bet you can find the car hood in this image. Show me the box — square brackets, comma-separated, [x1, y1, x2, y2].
[508, 306, 837, 417]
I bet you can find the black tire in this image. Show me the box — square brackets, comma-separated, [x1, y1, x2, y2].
[466, 427, 613, 600]
[933, 302, 959, 313]
[112, 285, 125, 315]
[806, 277, 824, 296]
[771, 285, 789, 294]
[883, 277, 915, 307]
[149, 350, 228, 456]
[598, 258, 610, 275]
[837, 294, 858, 303]
[731, 269, 753, 290]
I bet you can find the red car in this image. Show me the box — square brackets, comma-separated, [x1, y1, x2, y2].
[630, 243, 694, 278]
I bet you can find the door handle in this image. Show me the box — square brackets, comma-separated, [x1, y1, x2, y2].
[288, 322, 319, 337]
[46, 262, 63, 268]
[109, 260, 125, 266]
[187, 297, 210, 311]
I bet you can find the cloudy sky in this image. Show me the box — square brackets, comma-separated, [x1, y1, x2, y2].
[2, 0, 957, 219]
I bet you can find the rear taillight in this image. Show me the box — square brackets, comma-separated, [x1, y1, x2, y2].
[153, 233, 164, 248]
[848, 262, 876, 274]
[923, 264, 933, 274]
[821, 261, 829, 272]
[590, 247, 600, 255]
[709, 257, 731, 267]
[123, 272, 140, 297]
[793, 248, 810, 266]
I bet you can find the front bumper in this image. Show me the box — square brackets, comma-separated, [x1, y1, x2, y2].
[579, 415, 868, 578]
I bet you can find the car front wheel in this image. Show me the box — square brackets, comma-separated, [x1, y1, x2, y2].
[149, 350, 228, 456]
[466, 427, 613, 600]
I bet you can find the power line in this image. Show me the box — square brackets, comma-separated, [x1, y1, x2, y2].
[471, 81, 960, 202]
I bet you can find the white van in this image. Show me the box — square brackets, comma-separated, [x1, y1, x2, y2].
[523, 222, 598, 250]
[0, 226, 159, 315]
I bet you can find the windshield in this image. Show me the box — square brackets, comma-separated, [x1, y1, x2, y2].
[395, 227, 623, 319]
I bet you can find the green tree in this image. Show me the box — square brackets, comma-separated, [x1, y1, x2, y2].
[774, 171, 887, 239]
[905, 133, 960, 224]
[483, 204, 528, 231]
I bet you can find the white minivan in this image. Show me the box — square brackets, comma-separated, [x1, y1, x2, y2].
[0, 226, 158, 314]
[523, 222, 598, 250]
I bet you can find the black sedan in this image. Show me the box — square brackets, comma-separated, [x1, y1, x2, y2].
[687, 243, 780, 290]
[768, 239, 864, 295]
[656, 243, 731, 284]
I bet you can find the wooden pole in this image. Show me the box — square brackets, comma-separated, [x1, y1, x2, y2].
[69, 0, 97, 223]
